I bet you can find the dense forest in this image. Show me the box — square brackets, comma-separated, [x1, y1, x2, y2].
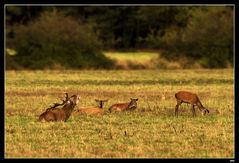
[6, 6, 233, 69]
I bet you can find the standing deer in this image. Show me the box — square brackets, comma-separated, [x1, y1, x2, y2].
[75, 99, 108, 116]
[109, 98, 138, 112]
[175, 91, 209, 117]
[39, 93, 80, 122]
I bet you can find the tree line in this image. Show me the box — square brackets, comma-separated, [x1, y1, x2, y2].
[6, 6, 233, 69]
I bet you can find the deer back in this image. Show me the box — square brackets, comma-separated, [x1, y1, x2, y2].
[74, 99, 107, 116]
[76, 107, 104, 116]
[175, 91, 199, 104]
[109, 103, 130, 112]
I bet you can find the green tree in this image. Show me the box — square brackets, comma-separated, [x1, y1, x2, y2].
[7, 10, 114, 69]
[160, 6, 233, 68]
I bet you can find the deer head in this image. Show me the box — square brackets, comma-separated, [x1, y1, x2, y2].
[47, 93, 80, 110]
[95, 99, 108, 108]
[201, 108, 210, 116]
[70, 95, 80, 105]
[129, 98, 138, 110]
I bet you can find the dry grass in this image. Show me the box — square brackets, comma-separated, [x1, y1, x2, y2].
[5, 69, 234, 158]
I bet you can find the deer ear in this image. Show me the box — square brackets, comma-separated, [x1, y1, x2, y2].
[70, 95, 76, 98]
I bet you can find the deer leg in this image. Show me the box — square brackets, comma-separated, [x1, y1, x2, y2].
[196, 104, 202, 112]
[175, 105, 178, 117]
[175, 100, 181, 117]
[191, 104, 196, 117]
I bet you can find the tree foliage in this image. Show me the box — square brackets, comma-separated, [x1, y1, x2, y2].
[6, 6, 233, 69]
[7, 10, 114, 69]
[160, 6, 233, 68]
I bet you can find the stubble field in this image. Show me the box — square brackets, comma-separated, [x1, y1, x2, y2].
[5, 69, 234, 158]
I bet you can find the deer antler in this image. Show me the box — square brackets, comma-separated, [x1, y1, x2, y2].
[47, 93, 70, 110]
[70, 94, 76, 98]
[64, 92, 69, 102]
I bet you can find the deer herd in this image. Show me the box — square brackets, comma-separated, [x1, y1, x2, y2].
[38, 91, 210, 122]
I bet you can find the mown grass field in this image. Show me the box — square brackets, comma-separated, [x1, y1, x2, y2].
[5, 69, 234, 158]
[104, 51, 159, 69]
[104, 51, 158, 62]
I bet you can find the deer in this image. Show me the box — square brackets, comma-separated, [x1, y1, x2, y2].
[109, 98, 138, 112]
[74, 99, 108, 116]
[174, 91, 209, 117]
[39, 93, 80, 122]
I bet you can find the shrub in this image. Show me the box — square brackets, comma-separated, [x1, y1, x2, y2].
[159, 7, 233, 68]
[7, 10, 114, 69]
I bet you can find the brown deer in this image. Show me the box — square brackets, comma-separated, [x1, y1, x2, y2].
[75, 99, 108, 116]
[39, 93, 80, 122]
[109, 98, 138, 112]
[175, 91, 209, 117]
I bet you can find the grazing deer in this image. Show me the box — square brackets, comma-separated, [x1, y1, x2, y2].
[39, 93, 80, 122]
[109, 98, 138, 112]
[75, 99, 108, 116]
[175, 91, 209, 117]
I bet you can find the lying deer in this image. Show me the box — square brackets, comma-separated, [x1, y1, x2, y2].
[109, 98, 138, 112]
[175, 91, 209, 117]
[75, 99, 108, 116]
[39, 93, 80, 122]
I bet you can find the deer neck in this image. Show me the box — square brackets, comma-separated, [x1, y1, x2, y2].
[99, 102, 103, 109]
[62, 101, 76, 115]
[128, 101, 137, 109]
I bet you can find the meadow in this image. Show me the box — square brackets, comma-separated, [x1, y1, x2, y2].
[104, 51, 159, 69]
[5, 69, 234, 158]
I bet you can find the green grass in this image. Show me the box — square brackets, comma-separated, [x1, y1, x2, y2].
[5, 69, 234, 158]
